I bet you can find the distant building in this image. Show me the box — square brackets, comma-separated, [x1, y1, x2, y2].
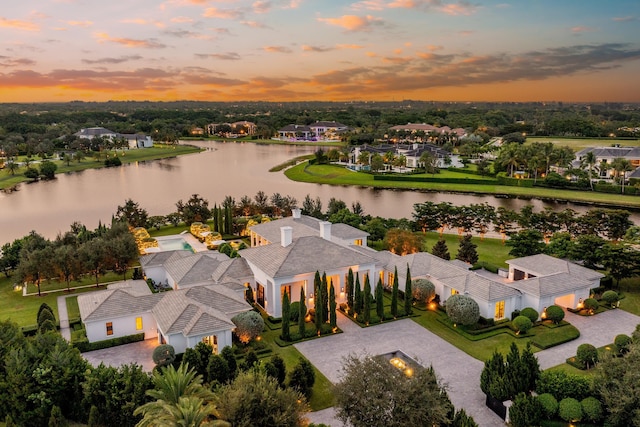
[277, 121, 349, 141]
[388, 123, 467, 142]
[74, 127, 153, 148]
[574, 146, 640, 178]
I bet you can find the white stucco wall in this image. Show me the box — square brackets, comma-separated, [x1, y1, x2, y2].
[85, 312, 157, 343]
[144, 265, 167, 286]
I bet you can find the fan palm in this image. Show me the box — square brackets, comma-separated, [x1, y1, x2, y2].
[580, 151, 597, 190]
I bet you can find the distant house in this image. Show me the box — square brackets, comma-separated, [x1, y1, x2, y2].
[277, 121, 349, 141]
[351, 143, 462, 170]
[208, 121, 257, 137]
[575, 146, 640, 178]
[190, 127, 205, 136]
[388, 123, 467, 141]
[74, 127, 153, 149]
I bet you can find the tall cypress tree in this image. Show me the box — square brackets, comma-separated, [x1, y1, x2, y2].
[281, 289, 290, 341]
[376, 277, 384, 320]
[322, 272, 329, 323]
[298, 287, 306, 335]
[329, 283, 337, 329]
[363, 274, 371, 324]
[314, 271, 323, 333]
[354, 274, 362, 317]
[404, 264, 413, 316]
[432, 239, 451, 260]
[391, 266, 399, 318]
[346, 268, 354, 311]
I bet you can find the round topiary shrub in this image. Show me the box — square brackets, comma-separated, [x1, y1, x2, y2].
[545, 305, 565, 324]
[583, 298, 598, 314]
[512, 315, 533, 335]
[445, 294, 480, 326]
[576, 343, 599, 369]
[232, 311, 265, 344]
[602, 290, 619, 307]
[559, 397, 583, 423]
[152, 344, 175, 368]
[519, 307, 538, 323]
[537, 393, 558, 420]
[614, 334, 632, 354]
[412, 279, 436, 304]
[580, 397, 603, 423]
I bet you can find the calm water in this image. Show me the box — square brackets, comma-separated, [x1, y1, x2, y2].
[0, 141, 634, 244]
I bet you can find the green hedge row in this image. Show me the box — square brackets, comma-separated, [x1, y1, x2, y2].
[72, 332, 146, 353]
[530, 325, 580, 350]
[447, 167, 496, 178]
[373, 175, 497, 185]
[496, 174, 535, 187]
[594, 183, 637, 195]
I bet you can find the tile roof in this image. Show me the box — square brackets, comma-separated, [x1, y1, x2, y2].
[164, 253, 229, 286]
[240, 236, 376, 278]
[211, 257, 254, 283]
[506, 254, 604, 281]
[249, 214, 368, 243]
[139, 250, 192, 267]
[78, 281, 163, 322]
[506, 272, 591, 297]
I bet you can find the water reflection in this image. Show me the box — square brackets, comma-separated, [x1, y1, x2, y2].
[0, 140, 636, 244]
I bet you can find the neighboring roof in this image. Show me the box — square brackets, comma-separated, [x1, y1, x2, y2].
[249, 214, 368, 244]
[153, 285, 251, 336]
[240, 235, 375, 278]
[212, 257, 254, 283]
[507, 272, 592, 298]
[164, 253, 229, 287]
[74, 127, 117, 137]
[309, 121, 348, 129]
[278, 124, 311, 132]
[78, 281, 163, 322]
[506, 254, 605, 281]
[139, 250, 192, 268]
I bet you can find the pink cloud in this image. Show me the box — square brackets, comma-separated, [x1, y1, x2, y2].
[66, 20, 93, 27]
[317, 14, 384, 32]
[94, 33, 167, 49]
[263, 45, 292, 53]
[171, 16, 194, 23]
[253, 1, 271, 13]
[571, 26, 595, 33]
[203, 7, 244, 20]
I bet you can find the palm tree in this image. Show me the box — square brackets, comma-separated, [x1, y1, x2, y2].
[134, 363, 229, 427]
[611, 157, 633, 194]
[580, 151, 597, 190]
[5, 160, 19, 175]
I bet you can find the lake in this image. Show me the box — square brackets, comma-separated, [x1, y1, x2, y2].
[0, 141, 632, 244]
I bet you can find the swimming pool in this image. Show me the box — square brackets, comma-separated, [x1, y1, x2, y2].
[157, 238, 195, 252]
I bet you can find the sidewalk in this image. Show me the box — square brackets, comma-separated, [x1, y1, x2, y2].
[56, 294, 72, 341]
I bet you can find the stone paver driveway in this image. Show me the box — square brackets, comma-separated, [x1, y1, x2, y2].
[296, 313, 504, 427]
[83, 338, 157, 372]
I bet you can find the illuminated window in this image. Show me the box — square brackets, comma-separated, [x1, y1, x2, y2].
[106, 322, 113, 336]
[136, 317, 143, 330]
[451, 289, 459, 296]
[388, 272, 394, 287]
[495, 301, 505, 319]
[354, 239, 363, 246]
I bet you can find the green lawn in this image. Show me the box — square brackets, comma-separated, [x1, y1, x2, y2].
[285, 162, 640, 208]
[259, 324, 335, 411]
[0, 144, 202, 191]
[420, 231, 511, 269]
[66, 296, 80, 321]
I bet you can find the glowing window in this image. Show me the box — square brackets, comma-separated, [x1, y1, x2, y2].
[494, 301, 505, 319]
[136, 317, 143, 330]
[106, 322, 113, 336]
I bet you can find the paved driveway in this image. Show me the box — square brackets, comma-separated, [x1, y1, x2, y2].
[536, 308, 640, 369]
[83, 339, 157, 372]
[296, 313, 504, 427]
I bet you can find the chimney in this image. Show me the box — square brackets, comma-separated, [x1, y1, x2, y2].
[281, 226, 293, 247]
[292, 208, 301, 219]
[319, 221, 332, 241]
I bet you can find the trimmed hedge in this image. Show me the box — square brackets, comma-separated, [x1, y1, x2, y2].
[73, 332, 145, 353]
[496, 173, 534, 187]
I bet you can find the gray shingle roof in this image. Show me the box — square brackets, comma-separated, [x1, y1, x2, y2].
[507, 272, 591, 297]
[164, 253, 229, 286]
[212, 258, 254, 283]
[249, 214, 368, 244]
[240, 236, 375, 278]
[78, 285, 163, 322]
[139, 250, 192, 268]
[507, 254, 604, 281]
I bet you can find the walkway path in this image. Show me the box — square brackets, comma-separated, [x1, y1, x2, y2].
[536, 309, 640, 369]
[56, 294, 72, 341]
[297, 313, 504, 427]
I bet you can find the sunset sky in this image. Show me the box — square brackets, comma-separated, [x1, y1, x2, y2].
[1, 0, 639, 103]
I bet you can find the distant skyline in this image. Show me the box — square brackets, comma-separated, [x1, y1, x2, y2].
[1, 0, 639, 103]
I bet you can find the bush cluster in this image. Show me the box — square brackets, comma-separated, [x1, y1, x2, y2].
[446, 294, 480, 326]
[512, 315, 533, 335]
[544, 305, 565, 324]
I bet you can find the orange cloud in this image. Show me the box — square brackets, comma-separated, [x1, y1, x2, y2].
[94, 33, 167, 49]
[67, 20, 93, 27]
[317, 14, 383, 31]
[263, 46, 292, 53]
[0, 17, 39, 31]
[337, 44, 365, 49]
[241, 20, 269, 28]
[252, 0, 271, 14]
[203, 7, 244, 20]
[438, 2, 478, 16]
[571, 26, 595, 33]
[171, 16, 194, 23]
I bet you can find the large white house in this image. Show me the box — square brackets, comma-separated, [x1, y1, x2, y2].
[74, 127, 154, 149]
[242, 209, 604, 321]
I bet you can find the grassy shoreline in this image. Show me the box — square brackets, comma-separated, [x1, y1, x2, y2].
[0, 144, 203, 191]
[284, 162, 640, 209]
